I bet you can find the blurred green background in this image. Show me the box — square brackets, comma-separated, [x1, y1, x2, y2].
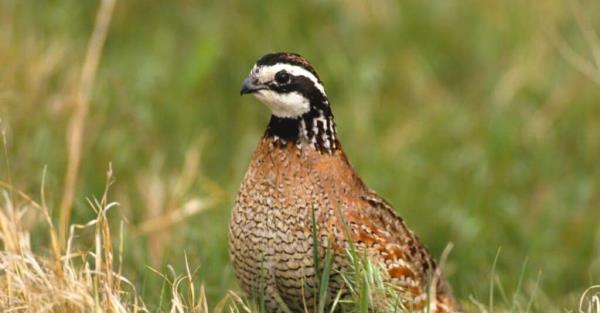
[1, 0, 599, 310]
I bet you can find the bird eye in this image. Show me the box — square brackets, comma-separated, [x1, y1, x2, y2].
[274, 71, 290, 84]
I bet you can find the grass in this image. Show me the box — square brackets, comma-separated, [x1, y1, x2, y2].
[2, 177, 586, 312]
[0, 168, 234, 312]
[1, 0, 600, 311]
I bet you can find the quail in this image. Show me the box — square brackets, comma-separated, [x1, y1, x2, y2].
[229, 52, 459, 312]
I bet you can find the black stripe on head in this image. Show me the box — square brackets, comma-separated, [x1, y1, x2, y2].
[268, 75, 328, 105]
[256, 52, 321, 82]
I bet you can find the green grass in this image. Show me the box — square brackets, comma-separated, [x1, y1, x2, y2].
[1, 0, 600, 311]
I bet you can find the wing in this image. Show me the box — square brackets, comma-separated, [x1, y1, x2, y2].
[334, 190, 457, 312]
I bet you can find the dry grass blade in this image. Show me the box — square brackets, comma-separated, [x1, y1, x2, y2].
[135, 198, 213, 235]
[568, 0, 600, 69]
[548, 0, 600, 86]
[134, 142, 222, 236]
[59, 0, 117, 246]
[578, 285, 600, 313]
[428, 242, 454, 312]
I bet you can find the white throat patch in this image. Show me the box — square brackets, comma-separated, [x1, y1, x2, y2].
[254, 90, 310, 118]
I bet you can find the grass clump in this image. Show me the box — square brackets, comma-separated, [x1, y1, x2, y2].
[0, 168, 233, 312]
[0, 168, 147, 312]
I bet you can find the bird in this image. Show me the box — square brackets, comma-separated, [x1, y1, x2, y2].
[229, 52, 460, 313]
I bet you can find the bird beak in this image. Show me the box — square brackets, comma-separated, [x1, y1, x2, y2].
[240, 76, 266, 95]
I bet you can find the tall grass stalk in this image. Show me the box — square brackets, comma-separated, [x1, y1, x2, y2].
[58, 0, 116, 246]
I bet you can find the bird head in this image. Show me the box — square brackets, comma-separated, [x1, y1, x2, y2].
[240, 52, 328, 119]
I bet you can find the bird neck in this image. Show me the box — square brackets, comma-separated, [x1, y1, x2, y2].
[264, 104, 339, 153]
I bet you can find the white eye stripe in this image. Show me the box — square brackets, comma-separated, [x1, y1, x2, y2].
[256, 63, 325, 95]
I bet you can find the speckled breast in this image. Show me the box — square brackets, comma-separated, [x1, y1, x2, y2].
[228, 139, 352, 312]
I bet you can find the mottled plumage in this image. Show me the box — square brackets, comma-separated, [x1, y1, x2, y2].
[230, 52, 459, 312]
